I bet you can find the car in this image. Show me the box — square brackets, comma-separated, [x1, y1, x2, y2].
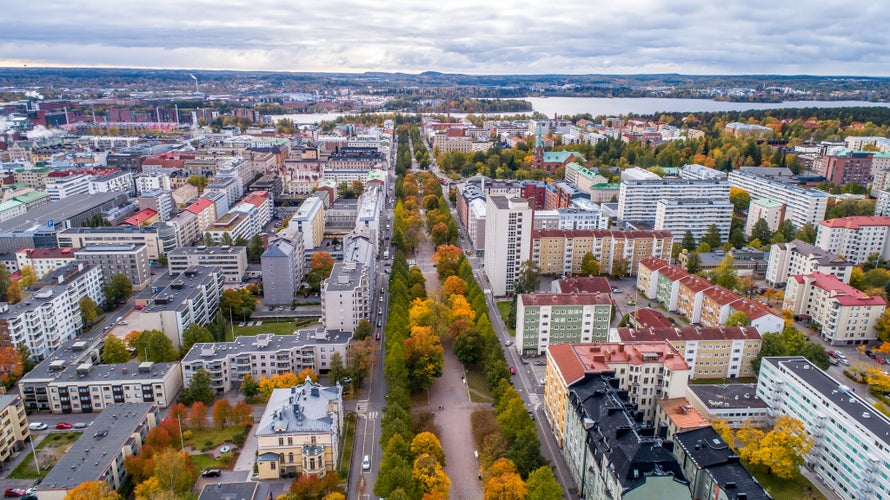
[279, 305, 285, 311]
[839, 358, 851, 366]
[509, 366, 516, 375]
[72, 422, 88, 429]
[4, 489, 26, 498]
[612, 288, 623, 294]
[376, 332, 381, 341]
[378, 309, 383, 315]
[20, 494, 37, 500]
[534, 361, 546, 366]
[506, 340, 513, 347]
[829, 357, 840, 365]
[827, 350, 838, 358]
[377, 320, 382, 328]
[119, 321, 128, 326]
[202, 468, 221, 477]
[28, 422, 47, 431]
[55, 422, 72, 429]
[362, 455, 371, 471]
[268, 306, 274, 311]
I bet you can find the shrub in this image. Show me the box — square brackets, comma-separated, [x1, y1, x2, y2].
[182, 430, 193, 440]
[219, 452, 234, 465]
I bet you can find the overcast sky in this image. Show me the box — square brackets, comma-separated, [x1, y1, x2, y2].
[2, 1, 889, 75]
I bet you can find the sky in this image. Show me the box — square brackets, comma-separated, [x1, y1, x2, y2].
[2, 0, 889, 75]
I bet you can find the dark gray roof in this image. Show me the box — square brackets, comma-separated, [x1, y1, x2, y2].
[687, 384, 769, 410]
[20, 336, 102, 384]
[182, 330, 351, 364]
[0, 191, 128, 232]
[41, 403, 156, 491]
[780, 239, 852, 267]
[674, 427, 770, 499]
[198, 482, 260, 500]
[135, 266, 222, 313]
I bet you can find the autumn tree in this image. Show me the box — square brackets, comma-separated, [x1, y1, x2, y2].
[411, 431, 446, 466]
[485, 458, 526, 500]
[580, 252, 600, 276]
[101, 334, 131, 364]
[354, 319, 374, 341]
[190, 401, 208, 429]
[729, 187, 751, 214]
[307, 252, 335, 291]
[413, 453, 451, 498]
[441, 275, 467, 299]
[212, 399, 231, 428]
[739, 416, 812, 480]
[0, 346, 23, 386]
[231, 400, 254, 426]
[432, 244, 463, 280]
[709, 254, 738, 290]
[405, 326, 444, 391]
[149, 448, 199, 496]
[65, 480, 118, 500]
[726, 311, 751, 327]
[18, 265, 37, 288]
[187, 174, 209, 192]
[347, 338, 376, 390]
[525, 466, 563, 500]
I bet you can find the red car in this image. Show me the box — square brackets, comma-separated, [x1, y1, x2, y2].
[509, 366, 517, 375]
[55, 422, 72, 430]
[4, 489, 26, 498]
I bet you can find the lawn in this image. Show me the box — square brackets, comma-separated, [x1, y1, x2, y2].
[9, 432, 82, 479]
[190, 453, 228, 471]
[743, 462, 825, 500]
[184, 425, 247, 452]
[465, 365, 493, 403]
[496, 301, 515, 336]
[338, 412, 357, 478]
[232, 320, 301, 337]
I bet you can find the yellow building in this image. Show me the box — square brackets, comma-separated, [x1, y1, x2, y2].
[610, 325, 762, 379]
[0, 395, 29, 464]
[255, 381, 343, 479]
[531, 229, 673, 277]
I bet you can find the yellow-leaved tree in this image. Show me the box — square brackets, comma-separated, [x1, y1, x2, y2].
[485, 458, 526, 500]
[739, 416, 812, 479]
[65, 481, 118, 500]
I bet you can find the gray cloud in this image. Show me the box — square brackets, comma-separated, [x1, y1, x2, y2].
[1, 0, 889, 75]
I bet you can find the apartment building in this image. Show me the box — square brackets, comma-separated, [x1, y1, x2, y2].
[466, 198, 486, 255]
[816, 149, 872, 186]
[757, 356, 890, 500]
[0, 395, 29, 464]
[0, 191, 50, 222]
[673, 427, 770, 500]
[167, 245, 247, 283]
[58, 226, 165, 260]
[135, 173, 172, 194]
[531, 229, 673, 278]
[685, 384, 770, 429]
[484, 196, 533, 296]
[610, 325, 762, 379]
[766, 239, 853, 287]
[745, 198, 786, 236]
[562, 373, 690, 500]
[545, 341, 690, 447]
[293, 196, 325, 250]
[255, 381, 343, 480]
[136, 189, 174, 221]
[261, 238, 304, 305]
[39, 403, 159, 500]
[14, 247, 77, 278]
[618, 179, 730, 224]
[516, 293, 613, 355]
[728, 171, 829, 228]
[135, 266, 224, 350]
[75, 243, 151, 291]
[181, 330, 351, 393]
[784, 272, 885, 345]
[166, 209, 200, 248]
[46, 174, 91, 201]
[679, 163, 727, 181]
[205, 176, 243, 210]
[0, 263, 103, 359]
[184, 197, 218, 233]
[88, 170, 135, 196]
[815, 215, 890, 264]
[654, 199, 732, 243]
[17, 334, 177, 413]
[724, 122, 773, 138]
[321, 261, 369, 333]
[654, 397, 710, 441]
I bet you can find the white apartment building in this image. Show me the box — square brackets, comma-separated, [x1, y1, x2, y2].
[181, 331, 351, 393]
[533, 207, 609, 231]
[745, 198, 785, 236]
[466, 198, 486, 253]
[46, 174, 92, 201]
[766, 239, 853, 286]
[167, 245, 247, 283]
[205, 177, 243, 210]
[321, 261, 369, 333]
[876, 190, 890, 217]
[728, 171, 829, 228]
[89, 171, 134, 195]
[0, 263, 103, 360]
[293, 196, 325, 250]
[679, 163, 727, 181]
[784, 272, 885, 345]
[14, 248, 77, 278]
[483, 196, 533, 296]
[757, 356, 890, 500]
[815, 215, 890, 264]
[135, 173, 172, 194]
[618, 179, 730, 224]
[654, 199, 732, 242]
[845, 135, 890, 152]
[516, 293, 613, 355]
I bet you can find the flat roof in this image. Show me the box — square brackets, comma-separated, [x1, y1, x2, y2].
[41, 403, 156, 491]
[136, 266, 221, 313]
[0, 191, 127, 233]
[182, 330, 351, 363]
[687, 384, 769, 410]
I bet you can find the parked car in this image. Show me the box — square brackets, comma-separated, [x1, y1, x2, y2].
[509, 366, 517, 375]
[4, 489, 26, 498]
[376, 332, 381, 341]
[534, 361, 546, 366]
[829, 358, 839, 365]
[28, 422, 47, 431]
[838, 358, 851, 366]
[506, 340, 513, 347]
[72, 422, 88, 429]
[362, 455, 371, 471]
[55, 422, 72, 429]
[202, 468, 221, 477]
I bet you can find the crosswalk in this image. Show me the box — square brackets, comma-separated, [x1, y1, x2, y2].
[354, 400, 379, 419]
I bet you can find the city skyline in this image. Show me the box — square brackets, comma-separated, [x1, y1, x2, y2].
[2, 0, 890, 76]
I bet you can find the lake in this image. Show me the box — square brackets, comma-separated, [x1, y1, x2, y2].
[268, 97, 890, 124]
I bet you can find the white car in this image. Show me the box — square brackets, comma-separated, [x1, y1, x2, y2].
[362, 455, 371, 471]
[29, 422, 48, 431]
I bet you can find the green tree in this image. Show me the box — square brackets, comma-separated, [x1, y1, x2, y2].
[234, 235, 248, 248]
[240, 374, 260, 398]
[580, 252, 600, 276]
[525, 466, 563, 500]
[180, 368, 215, 405]
[0, 264, 10, 302]
[79, 296, 100, 326]
[685, 252, 702, 274]
[710, 254, 738, 290]
[702, 224, 722, 248]
[729, 187, 751, 214]
[795, 222, 817, 244]
[681, 230, 697, 251]
[18, 265, 37, 288]
[102, 274, 133, 308]
[328, 352, 347, 386]
[726, 311, 751, 327]
[513, 260, 540, 295]
[101, 334, 131, 364]
[16, 343, 36, 375]
[247, 234, 265, 261]
[354, 319, 374, 341]
[180, 323, 213, 355]
[187, 175, 209, 193]
[777, 219, 796, 242]
[220, 232, 235, 246]
[749, 218, 773, 244]
[454, 327, 485, 366]
[877, 309, 890, 344]
[128, 329, 178, 362]
[203, 232, 216, 246]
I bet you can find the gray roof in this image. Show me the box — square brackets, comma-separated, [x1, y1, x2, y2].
[674, 427, 770, 500]
[75, 242, 145, 254]
[198, 482, 261, 500]
[41, 403, 156, 491]
[0, 191, 128, 233]
[779, 239, 852, 267]
[261, 239, 294, 258]
[168, 245, 246, 257]
[0, 394, 21, 411]
[256, 380, 342, 436]
[324, 261, 366, 292]
[20, 336, 102, 384]
[764, 356, 890, 446]
[182, 330, 351, 364]
[135, 266, 221, 313]
[687, 384, 769, 410]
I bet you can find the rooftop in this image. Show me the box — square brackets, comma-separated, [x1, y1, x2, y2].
[656, 397, 709, 431]
[791, 272, 887, 307]
[614, 325, 761, 343]
[182, 330, 351, 363]
[555, 276, 612, 294]
[750, 198, 784, 208]
[185, 197, 214, 214]
[521, 293, 612, 307]
[549, 341, 689, 386]
[628, 309, 674, 329]
[123, 208, 158, 226]
[135, 266, 222, 313]
[324, 261, 367, 292]
[687, 384, 768, 410]
[0, 191, 128, 233]
[168, 245, 246, 257]
[532, 229, 673, 239]
[775, 239, 850, 267]
[673, 427, 770, 500]
[16, 247, 78, 259]
[255, 380, 342, 436]
[41, 403, 156, 491]
[819, 215, 890, 229]
[75, 243, 145, 254]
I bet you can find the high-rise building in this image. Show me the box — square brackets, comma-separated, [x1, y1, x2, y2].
[618, 179, 729, 224]
[483, 196, 533, 296]
[516, 293, 613, 354]
[261, 238, 303, 305]
[75, 243, 151, 290]
[728, 171, 829, 228]
[815, 215, 890, 264]
[654, 199, 732, 243]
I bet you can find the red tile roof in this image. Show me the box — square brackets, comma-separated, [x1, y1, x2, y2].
[614, 325, 762, 342]
[703, 285, 739, 306]
[555, 277, 612, 294]
[639, 256, 669, 272]
[794, 272, 887, 307]
[728, 297, 777, 320]
[629, 308, 673, 329]
[521, 293, 612, 307]
[185, 197, 214, 214]
[123, 208, 157, 226]
[16, 247, 78, 259]
[679, 275, 713, 294]
[657, 265, 689, 282]
[238, 191, 270, 208]
[819, 215, 890, 229]
[549, 342, 689, 380]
